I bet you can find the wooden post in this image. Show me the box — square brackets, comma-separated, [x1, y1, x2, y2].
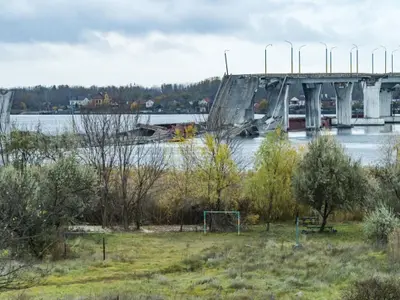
[64, 233, 67, 259]
[102, 235, 106, 261]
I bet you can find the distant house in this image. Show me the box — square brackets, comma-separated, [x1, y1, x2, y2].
[90, 93, 104, 106]
[289, 97, 305, 107]
[69, 96, 90, 107]
[90, 92, 112, 106]
[145, 99, 154, 109]
[198, 97, 211, 112]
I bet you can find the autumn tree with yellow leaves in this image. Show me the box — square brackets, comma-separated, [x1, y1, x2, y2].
[246, 127, 300, 231]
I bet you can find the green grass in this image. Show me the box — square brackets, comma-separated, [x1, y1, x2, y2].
[2, 223, 399, 300]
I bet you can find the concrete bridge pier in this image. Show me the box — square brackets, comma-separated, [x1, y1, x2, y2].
[0, 90, 13, 166]
[379, 84, 395, 117]
[334, 82, 353, 128]
[303, 83, 322, 131]
[264, 78, 285, 118]
[283, 84, 290, 131]
[362, 79, 382, 120]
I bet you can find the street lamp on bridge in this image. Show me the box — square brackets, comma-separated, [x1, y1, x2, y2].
[264, 44, 272, 74]
[391, 48, 399, 73]
[224, 49, 230, 76]
[372, 48, 379, 74]
[329, 46, 337, 73]
[320, 42, 328, 73]
[298, 45, 306, 73]
[352, 44, 359, 73]
[350, 45, 357, 74]
[285, 40, 294, 73]
[381, 45, 387, 73]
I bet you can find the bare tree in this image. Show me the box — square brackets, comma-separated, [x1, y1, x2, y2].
[77, 114, 118, 227]
[82, 112, 169, 230]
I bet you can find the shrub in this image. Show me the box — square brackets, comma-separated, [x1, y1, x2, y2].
[245, 214, 260, 225]
[363, 203, 399, 245]
[388, 228, 400, 264]
[342, 277, 400, 300]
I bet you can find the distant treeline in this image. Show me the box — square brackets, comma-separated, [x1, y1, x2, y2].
[6, 78, 395, 112]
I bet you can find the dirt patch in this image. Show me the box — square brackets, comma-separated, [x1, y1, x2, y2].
[67, 225, 201, 234]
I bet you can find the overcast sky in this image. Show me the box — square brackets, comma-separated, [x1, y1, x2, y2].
[0, 0, 399, 88]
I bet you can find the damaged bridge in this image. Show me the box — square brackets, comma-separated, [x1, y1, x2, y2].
[207, 74, 285, 136]
[208, 72, 400, 134]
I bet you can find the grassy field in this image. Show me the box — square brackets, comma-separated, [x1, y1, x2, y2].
[1, 223, 398, 300]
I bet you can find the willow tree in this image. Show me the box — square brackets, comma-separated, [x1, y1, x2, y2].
[293, 134, 368, 232]
[247, 127, 299, 231]
[195, 133, 240, 214]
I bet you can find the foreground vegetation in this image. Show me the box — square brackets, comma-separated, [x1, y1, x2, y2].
[2, 113, 400, 298]
[3, 223, 397, 300]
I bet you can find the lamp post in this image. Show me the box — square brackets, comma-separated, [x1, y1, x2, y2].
[381, 45, 387, 73]
[372, 48, 379, 74]
[330, 46, 337, 73]
[264, 44, 272, 74]
[392, 49, 399, 74]
[352, 44, 359, 73]
[285, 40, 293, 73]
[224, 49, 229, 76]
[298, 45, 306, 73]
[320, 42, 328, 73]
[350, 46, 357, 74]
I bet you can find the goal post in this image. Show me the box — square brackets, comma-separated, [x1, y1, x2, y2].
[203, 210, 240, 235]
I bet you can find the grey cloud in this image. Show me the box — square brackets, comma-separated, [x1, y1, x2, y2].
[0, 0, 365, 44]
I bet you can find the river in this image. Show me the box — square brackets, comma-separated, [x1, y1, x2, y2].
[10, 114, 400, 166]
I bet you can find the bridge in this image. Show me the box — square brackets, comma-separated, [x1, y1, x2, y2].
[207, 73, 400, 132]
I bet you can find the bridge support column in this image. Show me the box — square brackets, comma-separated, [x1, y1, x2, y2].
[0, 90, 13, 166]
[303, 83, 322, 131]
[283, 84, 290, 131]
[379, 85, 394, 117]
[362, 79, 382, 119]
[334, 82, 353, 128]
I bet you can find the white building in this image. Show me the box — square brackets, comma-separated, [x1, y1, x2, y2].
[145, 99, 154, 108]
[69, 97, 90, 107]
[289, 97, 305, 107]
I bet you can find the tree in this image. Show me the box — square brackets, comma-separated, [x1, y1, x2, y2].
[196, 133, 240, 213]
[0, 157, 98, 259]
[130, 102, 139, 112]
[19, 101, 27, 111]
[77, 114, 118, 227]
[293, 135, 368, 232]
[130, 141, 168, 230]
[38, 156, 98, 231]
[247, 127, 299, 231]
[368, 136, 400, 213]
[160, 139, 198, 231]
[258, 99, 268, 113]
[112, 114, 168, 230]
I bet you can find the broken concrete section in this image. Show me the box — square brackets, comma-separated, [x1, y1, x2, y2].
[207, 75, 259, 131]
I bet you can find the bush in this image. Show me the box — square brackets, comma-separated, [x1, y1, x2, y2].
[363, 203, 399, 245]
[342, 277, 400, 300]
[245, 214, 259, 225]
[388, 228, 400, 264]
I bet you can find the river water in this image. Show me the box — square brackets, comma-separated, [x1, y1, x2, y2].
[10, 114, 399, 166]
